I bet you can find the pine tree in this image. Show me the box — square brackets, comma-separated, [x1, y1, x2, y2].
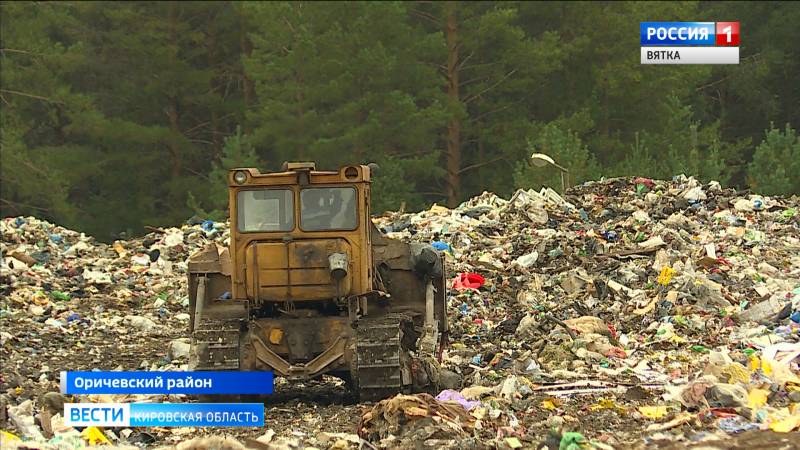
[512, 122, 600, 193]
[0, 2, 93, 227]
[244, 2, 448, 212]
[410, 2, 570, 205]
[189, 126, 262, 220]
[748, 124, 800, 195]
[633, 96, 735, 183]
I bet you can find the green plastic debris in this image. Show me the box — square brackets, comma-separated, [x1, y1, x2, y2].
[782, 208, 796, 219]
[743, 348, 757, 357]
[548, 248, 564, 257]
[740, 300, 750, 309]
[691, 345, 709, 353]
[744, 230, 765, 243]
[559, 432, 587, 450]
[50, 291, 70, 301]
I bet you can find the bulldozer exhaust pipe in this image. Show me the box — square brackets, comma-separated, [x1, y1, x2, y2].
[329, 253, 348, 280]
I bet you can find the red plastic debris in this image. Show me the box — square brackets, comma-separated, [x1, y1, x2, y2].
[452, 272, 486, 291]
[604, 347, 628, 359]
[705, 407, 739, 418]
[633, 177, 655, 188]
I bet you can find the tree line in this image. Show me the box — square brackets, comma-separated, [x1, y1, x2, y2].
[1, 1, 798, 240]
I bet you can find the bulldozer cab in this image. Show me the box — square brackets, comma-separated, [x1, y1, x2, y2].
[228, 163, 373, 304]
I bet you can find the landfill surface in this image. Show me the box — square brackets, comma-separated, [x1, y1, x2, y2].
[1, 175, 799, 449]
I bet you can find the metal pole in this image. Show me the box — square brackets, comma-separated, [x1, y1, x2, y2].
[425, 281, 435, 327]
[193, 276, 207, 332]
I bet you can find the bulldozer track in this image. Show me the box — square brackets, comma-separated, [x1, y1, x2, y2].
[191, 318, 241, 371]
[355, 313, 412, 401]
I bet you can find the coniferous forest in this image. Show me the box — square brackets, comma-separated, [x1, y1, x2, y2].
[2, 1, 798, 239]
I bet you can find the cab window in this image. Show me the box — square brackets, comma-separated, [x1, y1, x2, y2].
[300, 187, 357, 231]
[237, 189, 294, 232]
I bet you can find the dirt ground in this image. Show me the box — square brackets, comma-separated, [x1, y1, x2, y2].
[3, 294, 798, 449]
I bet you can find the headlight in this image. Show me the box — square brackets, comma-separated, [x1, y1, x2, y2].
[233, 171, 248, 184]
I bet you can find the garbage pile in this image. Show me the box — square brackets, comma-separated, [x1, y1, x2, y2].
[358, 393, 478, 449]
[369, 176, 800, 448]
[1, 217, 229, 448]
[1, 175, 799, 449]
[1, 216, 227, 374]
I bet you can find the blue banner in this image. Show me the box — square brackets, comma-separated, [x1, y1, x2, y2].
[130, 403, 264, 427]
[640, 22, 715, 46]
[65, 403, 264, 427]
[61, 371, 274, 395]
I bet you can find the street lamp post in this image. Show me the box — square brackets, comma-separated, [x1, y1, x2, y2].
[530, 152, 570, 192]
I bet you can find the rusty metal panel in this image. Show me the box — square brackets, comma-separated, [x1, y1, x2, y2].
[259, 286, 289, 298]
[245, 239, 355, 301]
[255, 243, 288, 269]
[288, 240, 342, 268]
[259, 269, 289, 286]
[293, 285, 342, 300]
[250, 317, 353, 364]
[285, 268, 331, 286]
[257, 284, 349, 301]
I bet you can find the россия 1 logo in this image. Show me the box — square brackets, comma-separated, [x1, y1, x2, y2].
[640, 22, 739, 65]
[715, 22, 739, 46]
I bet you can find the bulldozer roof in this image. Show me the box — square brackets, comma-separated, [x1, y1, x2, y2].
[228, 163, 373, 186]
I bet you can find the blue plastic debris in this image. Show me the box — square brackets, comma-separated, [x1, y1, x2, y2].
[790, 311, 800, 324]
[67, 313, 81, 323]
[717, 416, 759, 433]
[14, 217, 26, 227]
[220, 291, 232, 300]
[49, 233, 63, 243]
[471, 354, 483, 365]
[432, 241, 451, 253]
[201, 220, 215, 232]
[459, 303, 469, 315]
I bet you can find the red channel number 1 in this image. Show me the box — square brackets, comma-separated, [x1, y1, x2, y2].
[716, 22, 740, 46]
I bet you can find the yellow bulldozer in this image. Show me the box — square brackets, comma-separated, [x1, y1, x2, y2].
[186, 162, 449, 399]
